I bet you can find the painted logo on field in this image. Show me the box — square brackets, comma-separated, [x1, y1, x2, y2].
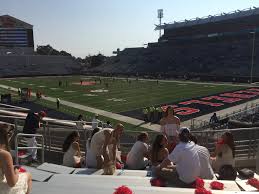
[120, 87, 259, 122]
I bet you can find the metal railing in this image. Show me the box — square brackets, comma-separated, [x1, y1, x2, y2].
[121, 127, 259, 159]
[13, 117, 103, 156]
[0, 114, 257, 164]
[15, 133, 44, 165]
[190, 103, 259, 130]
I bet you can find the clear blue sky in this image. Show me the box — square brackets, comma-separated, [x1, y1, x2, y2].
[1, 0, 259, 57]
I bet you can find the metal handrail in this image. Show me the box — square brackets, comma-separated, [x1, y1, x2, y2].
[191, 103, 259, 130]
[15, 133, 44, 165]
[7, 116, 259, 162]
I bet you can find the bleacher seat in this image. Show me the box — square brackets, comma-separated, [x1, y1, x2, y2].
[22, 166, 53, 182]
[37, 162, 75, 174]
[31, 181, 256, 194]
[47, 174, 152, 187]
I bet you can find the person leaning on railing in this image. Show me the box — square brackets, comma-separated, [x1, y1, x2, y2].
[0, 124, 32, 194]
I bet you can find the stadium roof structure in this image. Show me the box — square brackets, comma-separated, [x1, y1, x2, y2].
[0, 15, 33, 29]
[155, 7, 259, 30]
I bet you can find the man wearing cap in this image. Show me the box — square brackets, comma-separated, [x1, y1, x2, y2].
[156, 127, 201, 187]
[23, 111, 46, 162]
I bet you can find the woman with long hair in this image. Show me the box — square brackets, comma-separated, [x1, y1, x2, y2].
[212, 131, 235, 172]
[0, 124, 32, 194]
[62, 131, 84, 168]
[160, 106, 180, 152]
[150, 134, 169, 167]
[86, 128, 100, 168]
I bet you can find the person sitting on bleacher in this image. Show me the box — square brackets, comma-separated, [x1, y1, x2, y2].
[155, 127, 201, 187]
[0, 124, 32, 194]
[126, 132, 149, 170]
[190, 134, 214, 180]
[212, 131, 235, 173]
[86, 128, 100, 168]
[150, 134, 169, 167]
[62, 131, 85, 168]
[90, 123, 124, 169]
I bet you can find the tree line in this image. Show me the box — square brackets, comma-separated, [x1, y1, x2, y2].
[36, 45, 106, 67]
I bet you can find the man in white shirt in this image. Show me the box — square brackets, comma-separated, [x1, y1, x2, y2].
[156, 127, 201, 187]
[126, 132, 149, 170]
[189, 133, 214, 179]
[195, 144, 214, 180]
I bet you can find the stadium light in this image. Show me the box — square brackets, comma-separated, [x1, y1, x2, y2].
[157, 9, 164, 39]
[250, 30, 256, 84]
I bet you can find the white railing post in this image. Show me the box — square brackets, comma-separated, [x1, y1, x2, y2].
[15, 133, 44, 165]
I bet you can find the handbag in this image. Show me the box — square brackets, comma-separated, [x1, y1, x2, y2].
[218, 165, 237, 180]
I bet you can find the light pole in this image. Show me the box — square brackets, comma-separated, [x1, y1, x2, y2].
[157, 9, 163, 39]
[250, 30, 256, 84]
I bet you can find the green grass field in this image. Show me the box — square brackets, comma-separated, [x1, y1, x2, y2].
[0, 76, 246, 113]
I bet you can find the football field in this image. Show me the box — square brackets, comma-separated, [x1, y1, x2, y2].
[0, 76, 247, 114]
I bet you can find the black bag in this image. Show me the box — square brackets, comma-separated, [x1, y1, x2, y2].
[218, 165, 237, 180]
[238, 168, 254, 179]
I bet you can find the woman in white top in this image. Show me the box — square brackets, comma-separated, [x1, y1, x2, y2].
[86, 128, 100, 168]
[160, 106, 180, 152]
[91, 124, 124, 169]
[126, 132, 149, 170]
[62, 131, 84, 168]
[212, 131, 235, 172]
[0, 124, 32, 194]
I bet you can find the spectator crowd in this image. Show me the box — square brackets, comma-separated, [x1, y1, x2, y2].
[0, 106, 237, 193]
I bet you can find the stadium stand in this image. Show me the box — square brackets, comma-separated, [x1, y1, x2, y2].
[0, 15, 80, 77]
[0, 55, 80, 77]
[0, 103, 258, 193]
[91, 7, 259, 81]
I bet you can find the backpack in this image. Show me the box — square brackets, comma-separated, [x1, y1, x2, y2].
[218, 165, 237, 180]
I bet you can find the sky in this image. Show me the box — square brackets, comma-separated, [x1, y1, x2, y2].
[1, 0, 259, 58]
